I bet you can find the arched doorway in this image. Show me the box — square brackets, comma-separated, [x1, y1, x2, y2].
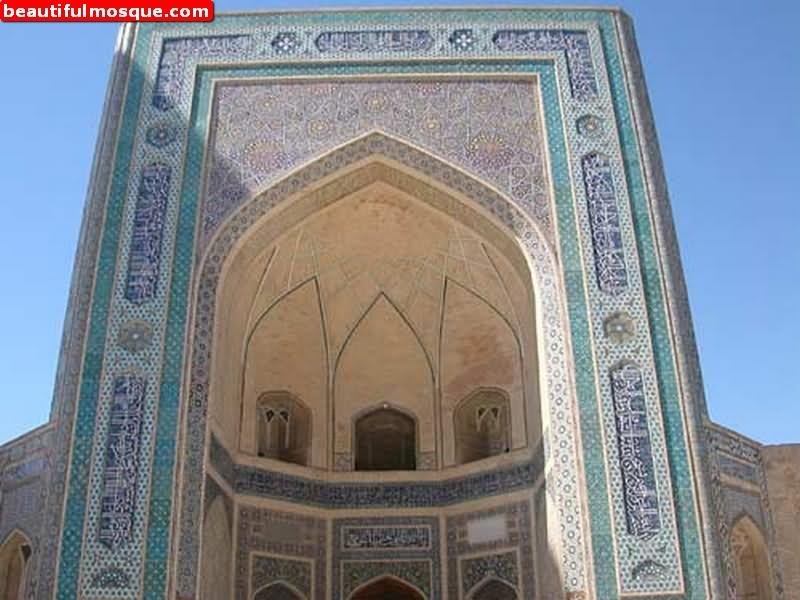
[350, 576, 425, 600]
[730, 515, 772, 599]
[470, 578, 518, 600]
[254, 581, 304, 600]
[0, 531, 31, 600]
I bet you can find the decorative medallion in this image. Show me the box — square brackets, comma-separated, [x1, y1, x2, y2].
[576, 114, 604, 138]
[603, 311, 636, 343]
[271, 32, 300, 55]
[449, 28, 476, 51]
[466, 131, 514, 169]
[118, 320, 154, 353]
[145, 122, 178, 148]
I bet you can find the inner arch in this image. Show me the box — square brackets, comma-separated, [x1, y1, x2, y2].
[185, 135, 579, 600]
[207, 156, 544, 473]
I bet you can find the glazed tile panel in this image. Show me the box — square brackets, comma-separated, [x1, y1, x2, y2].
[446, 502, 534, 599]
[332, 516, 440, 600]
[205, 79, 550, 246]
[49, 9, 708, 600]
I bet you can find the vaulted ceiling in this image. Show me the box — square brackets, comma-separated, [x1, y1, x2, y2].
[212, 177, 539, 470]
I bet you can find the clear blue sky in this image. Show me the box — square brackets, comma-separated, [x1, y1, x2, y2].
[0, 0, 797, 446]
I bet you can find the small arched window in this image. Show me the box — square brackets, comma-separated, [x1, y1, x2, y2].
[454, 389, 511, 465]
[355, 407, 416, 471]
[257, 392, 310, 466]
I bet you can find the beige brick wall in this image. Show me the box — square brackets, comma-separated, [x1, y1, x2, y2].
[762, 444, 800, 600]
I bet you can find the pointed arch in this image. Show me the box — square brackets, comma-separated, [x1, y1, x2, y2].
[440, 277, 526, 465]
[334, 294, 434, 464]
[730, 514, 773, 600]
[349, 574, 425, 600]
[180, 132, 585, 598]
[0, 530, 32, 600]
[468, 577, 518, 600]
[253, 580, 305, 600]
[240, 277, 326, 466]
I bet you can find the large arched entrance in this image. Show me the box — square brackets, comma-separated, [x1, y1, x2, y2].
[201, 155, 545, 476]
[350, 576, 424, 600]
[180, 134, 585, 600]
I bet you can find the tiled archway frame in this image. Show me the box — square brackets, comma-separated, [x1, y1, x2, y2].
[183, 134, 583, 595]
[46, 11, 709, 600]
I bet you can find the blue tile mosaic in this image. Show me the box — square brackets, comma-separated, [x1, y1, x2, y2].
[124, 164, 170, 305]
[610, 362, 661, 539]
[315, 29, 434, 53]
[98, 375, 146, 550]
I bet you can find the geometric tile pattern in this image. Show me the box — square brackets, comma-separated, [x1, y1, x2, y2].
[341, 560, 432, 599]
[235, 506, 326, 600]
[492, 29, 598, 100]
[208, 433, 545, 509]
[205, 79, 550, 245]
[251, 555, 311, 598]
[152, 35, 251, 110]
[44, 10, 709, 600]
[461, 550, 519, 593]
[446, 502, 534, 599]
[333, 516, 440, 600]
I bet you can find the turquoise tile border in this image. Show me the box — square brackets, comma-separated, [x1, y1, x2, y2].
[596, 11, 706, 597]
[55, 33, 148, 599]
